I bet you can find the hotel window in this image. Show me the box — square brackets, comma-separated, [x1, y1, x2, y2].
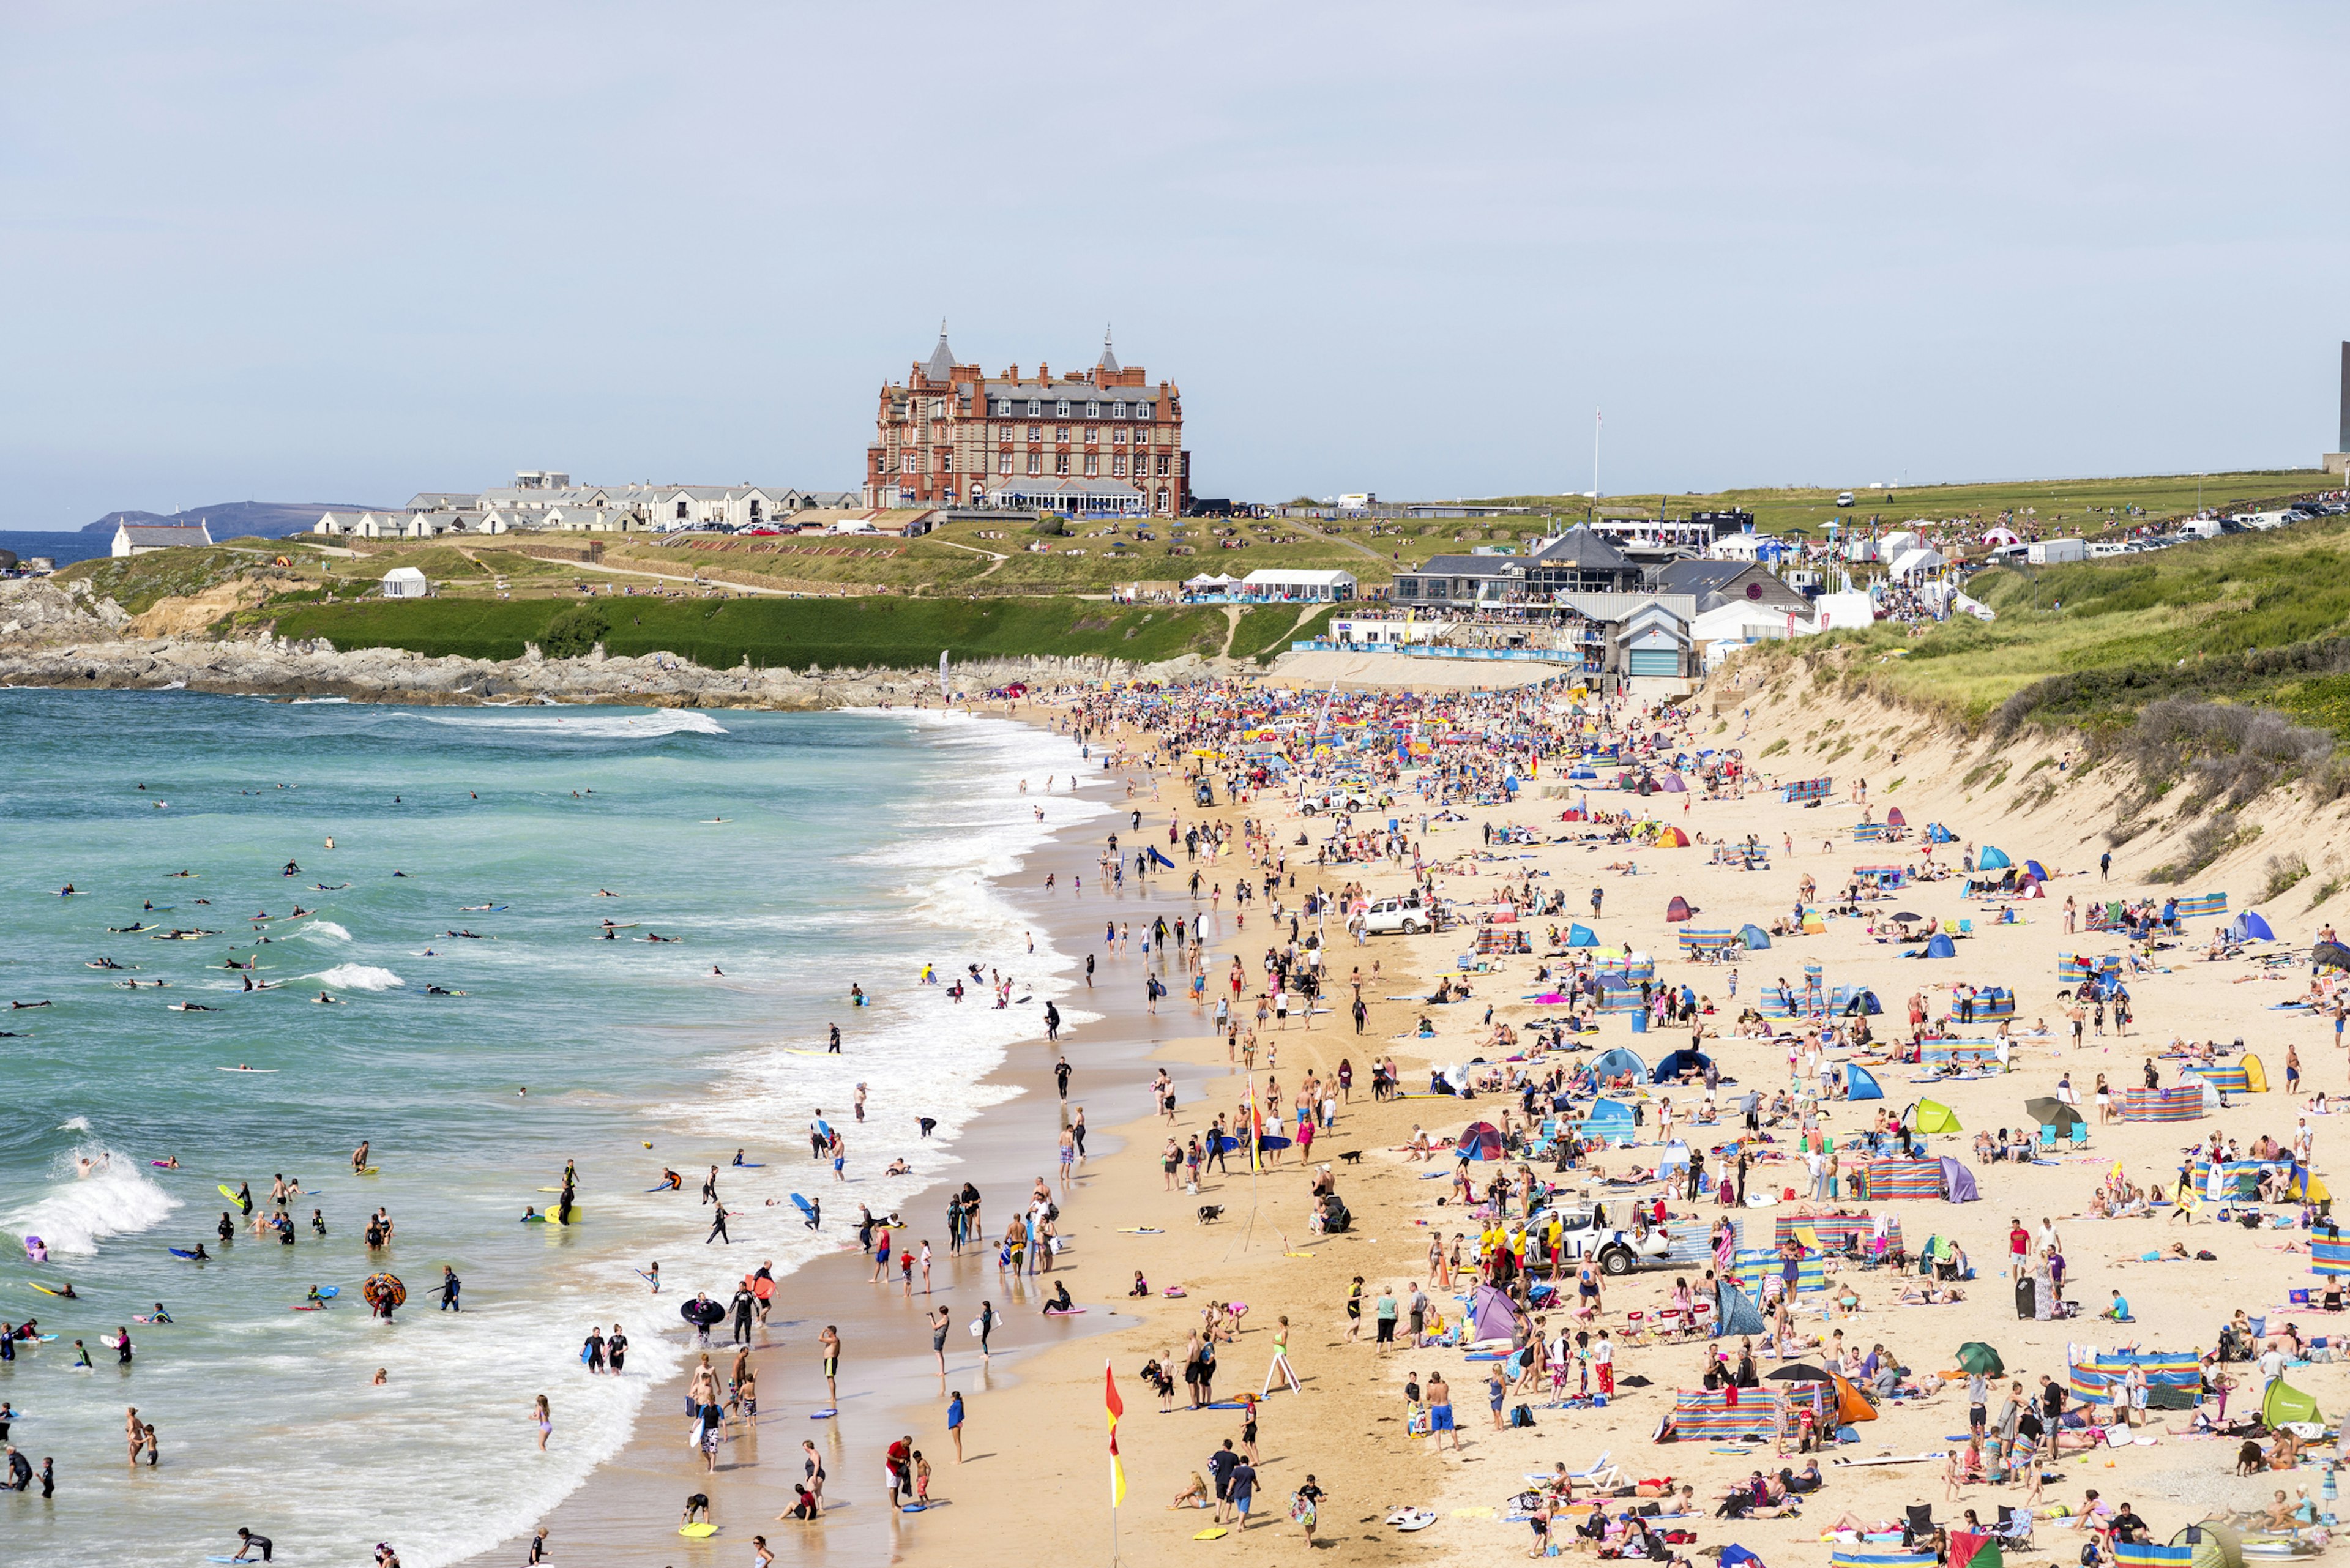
[999, 452, 1013, 474]
[1084, 426, 1098, 444]
[1056, 400, 1070, 417]
[1056, 425, 1070, 442]
[1084, 454, 1099, 476]
[1087, 401, 1100, 418]
[901, 454, 916, 473]
[1111, 401, 1127, 418]
[1026, 453, 1042, 476]
[1139, 401, 1154, 419]
[1056, 454, 1070, 475]
[1028, 400, 1041, 416]
[1113, 427, 1127, 444]
[1113, 454, 1127, 477]
[1027, 424, 1041, 441]
[942, 450, 953, 472]
[1155, 455, 1169, 476]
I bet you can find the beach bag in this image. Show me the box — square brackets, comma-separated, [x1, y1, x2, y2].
[1510, 1403, 1536, 1428]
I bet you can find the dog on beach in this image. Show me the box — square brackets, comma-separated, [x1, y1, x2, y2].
[1196, 1204, 1225, 1225]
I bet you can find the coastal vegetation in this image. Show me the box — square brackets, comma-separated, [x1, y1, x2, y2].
[270, 594, 1237, 670]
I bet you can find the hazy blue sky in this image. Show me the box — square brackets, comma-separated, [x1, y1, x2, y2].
[3, 2, 2343, 525]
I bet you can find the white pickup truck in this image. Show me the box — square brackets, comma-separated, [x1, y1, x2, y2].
[1550, 1214, 1681, 1277]
[1360, 895, 1434, 936]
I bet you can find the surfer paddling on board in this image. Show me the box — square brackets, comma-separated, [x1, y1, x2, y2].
[352, 1141, 370, 1173]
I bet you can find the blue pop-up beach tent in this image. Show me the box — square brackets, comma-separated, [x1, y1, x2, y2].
[2231, 911, 2276, 943]
[1977, 846, 2012, 871]
[1927, 823, 1956, 843]
[1922, 932, 1957, 959]
[1651, 1049, 1714, 1084]
[1567, 923, 1598, 947]
[1740, 924, 1772, 950]
[1590, 1047, 1648, 1084]
[1845, 1064, 1885, 1100]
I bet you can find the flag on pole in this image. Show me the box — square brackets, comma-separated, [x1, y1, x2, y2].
[1105, 1359, 1128, 1507]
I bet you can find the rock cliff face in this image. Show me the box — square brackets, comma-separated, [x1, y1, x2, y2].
[0, 581, 1211, 707]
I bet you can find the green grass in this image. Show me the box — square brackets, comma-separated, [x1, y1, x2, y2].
[56, 547, 266, 615]
[270, 595, 1236, 671]
[1761, 514, 2350, 733]
[1471, 468, 2328, 540]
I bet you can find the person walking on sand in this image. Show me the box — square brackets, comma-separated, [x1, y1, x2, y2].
[929, 1307, 952, 1376]
[1426, 1370, 1458, 1452]
[819, 1325, 841, 1405]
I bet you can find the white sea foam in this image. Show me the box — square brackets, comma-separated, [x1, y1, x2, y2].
[294, 919, 352, 943]
[402, 709, 728, 739]
[4, 1143, 179, 1256]
[289, 695, 349, 704]
[308, 963, 404, 991]
[56, 1115, 91, 1132]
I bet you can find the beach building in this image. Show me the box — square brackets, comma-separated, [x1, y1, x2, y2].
[863, 326, 1192, 517]
[1238, 568, 1357, 603]
[111, 521, 213, 557]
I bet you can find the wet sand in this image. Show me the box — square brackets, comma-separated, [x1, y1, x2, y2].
[458, 725, 1220, 1564]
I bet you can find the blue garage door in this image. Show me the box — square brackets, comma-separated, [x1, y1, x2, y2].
[1627, 648, 1680, 677]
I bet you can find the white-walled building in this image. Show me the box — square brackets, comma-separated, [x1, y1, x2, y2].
[111, 521, 212, 556]
[381, 566, 430, 598]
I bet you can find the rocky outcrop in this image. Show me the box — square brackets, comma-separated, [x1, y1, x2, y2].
[0, 622, 1214, 709]
[0, 578, 130, 644]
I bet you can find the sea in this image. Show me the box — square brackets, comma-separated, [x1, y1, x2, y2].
[0, 531, 112, 568]
[0, 688, 1103, 1565]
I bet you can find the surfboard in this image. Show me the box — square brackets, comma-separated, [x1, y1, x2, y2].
[1388, 1509, 1437, 1531]
[102, 1334, 124, 1348]
[791, 1194, 818, 1220]
[218, 1184, 243, 1203]
[22, 1236, 43, 1260]
[537, 1187, 565, 1193]
[1043, 1307, 1087, 1316]
[133, 1313, 167, 1323]
[1194, 1528, 1229, 1540]
[547, 1208, 579, 1225]
[679, 1522, 718, 1538]
[215, 1066, 278, 1070]
[355, 1166, 378, 1175]
[732, 1161, 766, 1168]
[810, 1408, 838, 1419]
[635, 1270, 660, 1284]
[900, 1503, 927, 1513]
[28, 1283, 69, 1297]
[168, 1247, 201, 1260]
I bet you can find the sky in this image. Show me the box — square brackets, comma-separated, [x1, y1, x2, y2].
[2, 1, 2344, 526]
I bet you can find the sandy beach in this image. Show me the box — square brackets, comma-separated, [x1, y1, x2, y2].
[463, 675, 2350, 1568]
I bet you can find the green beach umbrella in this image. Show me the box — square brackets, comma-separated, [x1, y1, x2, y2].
[1955, 1342, 2004, 1376]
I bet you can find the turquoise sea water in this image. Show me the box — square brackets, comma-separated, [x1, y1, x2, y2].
[0, 689, 1098, 1565]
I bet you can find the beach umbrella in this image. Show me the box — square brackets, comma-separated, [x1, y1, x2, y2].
[1890, 911, 1923, 924]
[2023, 1097, 2083, 1130]
[1766, 1363, 1835, 1383]
[2315, 941, 2350, 973]
[1955, 1342, 2004, 1375]
[361, 1273, 406, 1310]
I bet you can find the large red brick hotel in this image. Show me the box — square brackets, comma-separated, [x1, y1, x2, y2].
[862, 327, 1192, 517]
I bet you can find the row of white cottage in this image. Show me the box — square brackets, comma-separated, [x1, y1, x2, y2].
[316, 482, 864, 539]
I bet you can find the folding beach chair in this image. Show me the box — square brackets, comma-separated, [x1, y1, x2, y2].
[2069, 1123, 2089, 1148]
[1565, 1449, 1621, 1491]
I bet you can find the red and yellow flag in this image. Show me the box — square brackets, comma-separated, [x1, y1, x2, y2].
[1106, 1359, 1128, 1506]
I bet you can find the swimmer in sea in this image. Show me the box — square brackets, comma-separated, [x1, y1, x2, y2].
[148, 1302, 172, 1321]
[711, 966, 724, 976]
[352, 1141, 370, 1172]
[155, 1157, 179, 1169]
[314, 991, 339, 1005]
